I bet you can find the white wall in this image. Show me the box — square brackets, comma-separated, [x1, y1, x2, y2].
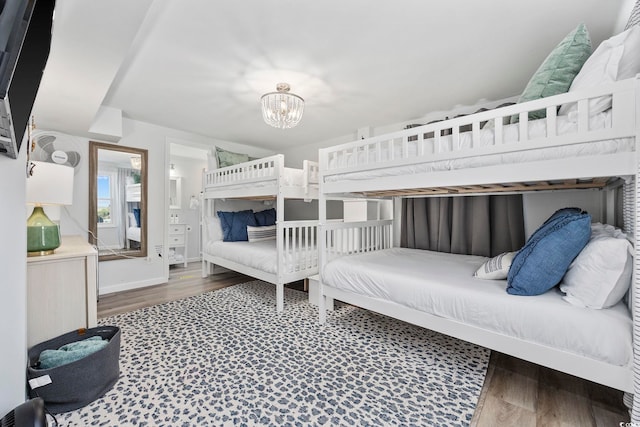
[50, 118, 267, 296]
[0, 149, 28, 416]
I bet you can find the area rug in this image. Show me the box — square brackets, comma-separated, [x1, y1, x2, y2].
[58, 281, 490, 426]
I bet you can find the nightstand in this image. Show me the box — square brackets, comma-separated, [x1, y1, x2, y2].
[26, 236, 98, 348]
[168, 223, 188, 267]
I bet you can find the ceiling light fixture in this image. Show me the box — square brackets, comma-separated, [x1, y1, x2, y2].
[261, 83, 304, 129]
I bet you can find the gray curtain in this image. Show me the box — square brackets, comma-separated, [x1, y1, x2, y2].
[400, 195, 525, 257]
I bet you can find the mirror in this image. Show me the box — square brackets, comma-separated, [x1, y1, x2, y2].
[89, 141, 148, 261]
[169, 176, 181, 209]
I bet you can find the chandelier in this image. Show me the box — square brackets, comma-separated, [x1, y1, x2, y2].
[261, 83, 304, 129]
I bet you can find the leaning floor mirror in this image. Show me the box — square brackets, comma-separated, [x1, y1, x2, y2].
[88, 141, 148, 261]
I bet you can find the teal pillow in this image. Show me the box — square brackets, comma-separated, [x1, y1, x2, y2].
[511, 23, 591, 123]
[216, 146, 249, 168]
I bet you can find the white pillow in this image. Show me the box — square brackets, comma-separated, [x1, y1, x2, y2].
[247, 225, 276, 242]
[204, 216, 223, 242]
[559, 25, 640, 119]
[560, 223, 633, 309]
[474, 252, 516, 280]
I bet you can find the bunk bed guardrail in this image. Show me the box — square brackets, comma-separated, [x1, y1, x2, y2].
[320, 220, 393, 265]
[204, 154, 284, 188]
[319, 76, 639, 178]
[277, 220, 320, 276]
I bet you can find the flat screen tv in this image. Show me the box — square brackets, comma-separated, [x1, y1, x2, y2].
[0, 0, 55, 159]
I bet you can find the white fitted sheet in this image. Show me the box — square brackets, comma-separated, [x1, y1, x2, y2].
[321, 248, 632, 367]
[325, 111, 635, 182]
[205, 239, 317, 274]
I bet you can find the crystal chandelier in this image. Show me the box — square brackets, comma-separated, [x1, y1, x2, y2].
[261, 83, 304, 129]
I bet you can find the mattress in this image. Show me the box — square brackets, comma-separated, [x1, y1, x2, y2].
[325, 111, 635, 182]
[205, 239, 317, 274]
[126, 227, 141, 242]
[321, 248, 632, 367]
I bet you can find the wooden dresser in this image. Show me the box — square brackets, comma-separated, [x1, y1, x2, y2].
[26, 235, 98, 348]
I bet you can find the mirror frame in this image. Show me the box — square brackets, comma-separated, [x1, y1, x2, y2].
[88, 141, 148, 261]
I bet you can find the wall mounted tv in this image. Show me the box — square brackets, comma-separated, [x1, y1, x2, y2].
[0, 0, 55, 159]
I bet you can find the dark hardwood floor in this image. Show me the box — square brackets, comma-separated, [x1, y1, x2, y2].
[98, 263, 630, 426]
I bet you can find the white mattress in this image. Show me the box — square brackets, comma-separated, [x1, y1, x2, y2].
[325, 111, 635, 182]
[127, 227, 141, 242]
[205, 239, 317, 274]
[321, 248, 632, 367]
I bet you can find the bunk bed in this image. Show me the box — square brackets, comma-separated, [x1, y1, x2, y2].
[201, 154, 320, 312]
[317, 75, 640, 419]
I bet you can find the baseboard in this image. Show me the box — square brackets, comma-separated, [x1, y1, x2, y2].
[99, 276, 166, 296]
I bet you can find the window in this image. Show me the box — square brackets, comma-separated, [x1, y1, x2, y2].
[97, 173, 113, 225]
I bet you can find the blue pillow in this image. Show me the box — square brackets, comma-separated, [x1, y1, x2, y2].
[217, 210, 257, 242]
[506, 208, 591, 296]
[254, 208, 276, 226]
[133, 208, 141, 227]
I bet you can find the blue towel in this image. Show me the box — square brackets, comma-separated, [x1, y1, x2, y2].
[38, 336, 109, 369]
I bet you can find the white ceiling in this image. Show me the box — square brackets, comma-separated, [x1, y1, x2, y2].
[32, 0, 628, 151]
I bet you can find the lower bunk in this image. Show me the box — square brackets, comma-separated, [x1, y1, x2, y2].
[318, 221, 633, 395]
[202, 219, 318, 312]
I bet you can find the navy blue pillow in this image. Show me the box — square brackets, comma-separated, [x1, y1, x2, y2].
[254, 208, 276, 226]
[506, 208, 591, 296]
[133, 208, 141, 227]
[217, 210, 257, 242]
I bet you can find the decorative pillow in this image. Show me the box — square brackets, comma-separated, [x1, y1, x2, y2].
[207, 147, 218, 170]
[560, 223, 633, 309]
[558, 25, 640, 120]
[217, 210, 257, 242]
[511, 23, 591, 123]
[254, 208, 276, 226]
[133, 208, 141, 227]
[474, 252, 517, 280]
[216, 147, 249, 168]
[247, 225, 277, 242]
[204, 216, 223, 242]
[506, 208, 591, 296]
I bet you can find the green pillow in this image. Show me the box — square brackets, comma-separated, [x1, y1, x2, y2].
[216, 146, 249, 168]
[511, 23, 591, 123]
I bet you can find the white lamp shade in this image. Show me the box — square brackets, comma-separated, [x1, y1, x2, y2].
[26, 161, 74, 205]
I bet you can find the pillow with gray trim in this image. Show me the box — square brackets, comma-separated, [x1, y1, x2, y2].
[474, 251, 517, 280]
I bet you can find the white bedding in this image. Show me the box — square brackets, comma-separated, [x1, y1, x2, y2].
[325, 111, 635, 182]
[205, 239, 317, 274]
[321, 247, 632, 367]
[127, 227, 141, 242]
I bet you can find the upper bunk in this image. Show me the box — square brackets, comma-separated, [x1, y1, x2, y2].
[203, 154, 319, 200]
[319, 76, 640, 198]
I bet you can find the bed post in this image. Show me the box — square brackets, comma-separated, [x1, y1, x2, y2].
[631, 76, 640, 423]
[318, 149, 327, 325]
[393, 196, 402, 248]
[201, 196, 210, 278]
[276, 155, 285, 312]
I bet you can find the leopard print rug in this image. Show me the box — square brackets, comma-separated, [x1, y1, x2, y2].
[58, 281, 490, 426]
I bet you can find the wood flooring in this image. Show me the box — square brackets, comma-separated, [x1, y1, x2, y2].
[98, 263, 631, 426]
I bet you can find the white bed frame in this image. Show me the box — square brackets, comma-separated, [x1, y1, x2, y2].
[317, 76, 640, 420]
[202, 154, 320, 312]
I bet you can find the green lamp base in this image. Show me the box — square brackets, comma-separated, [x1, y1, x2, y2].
[27, 206, 61, 257]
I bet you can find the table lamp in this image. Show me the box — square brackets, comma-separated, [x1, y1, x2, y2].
[26, 161, 74, 256]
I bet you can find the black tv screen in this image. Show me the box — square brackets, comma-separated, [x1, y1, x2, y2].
[0, 0, 55, 159]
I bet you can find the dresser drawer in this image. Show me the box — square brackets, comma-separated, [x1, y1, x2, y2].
[169, 234, 185, 245]
[169, 224, 186, 235]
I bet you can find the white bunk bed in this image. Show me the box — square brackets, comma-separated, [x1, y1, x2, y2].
[317, 76, 640, 419]
[202, 154, 320, 312]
